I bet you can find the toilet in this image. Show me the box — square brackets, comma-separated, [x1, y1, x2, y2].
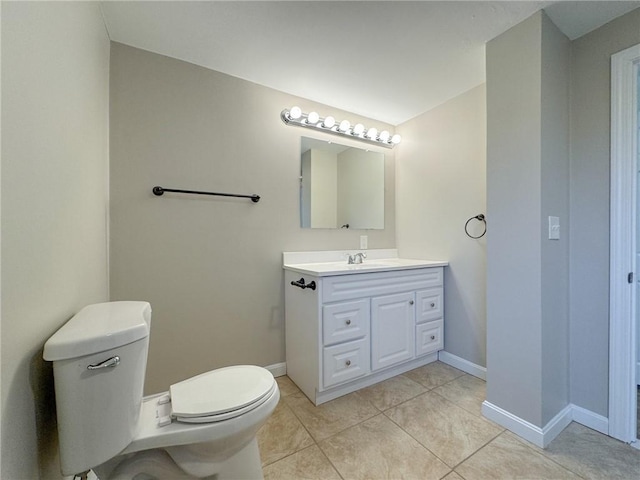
[43, 301, 279, 479]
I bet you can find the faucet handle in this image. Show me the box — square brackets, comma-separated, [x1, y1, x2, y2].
[354, 252, 367, 264]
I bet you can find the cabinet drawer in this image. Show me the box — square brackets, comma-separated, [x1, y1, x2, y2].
[323, 267, 443, 303]
[416, 320, 443, 356]
[416, 288, 443, 323]
[323, 338, 370, 388]
[323, 299, 369, 346]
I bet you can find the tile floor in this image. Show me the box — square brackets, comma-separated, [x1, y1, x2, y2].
[257, 362, 640, 479]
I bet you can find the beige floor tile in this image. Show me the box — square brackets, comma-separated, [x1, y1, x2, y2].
[443, 472, 465, 480]
[433, 374, 486, 417]
[284, 391, 379, 442]
[403, 361, 465, 389]
[263, 445, 341, 480]
[257, 400, 314, 466]
[358, 374, 427, 411]
[530, 423, 640, 479]
[319, 414, 451, 480]
[456, 432, 579, 479]
[386, 391, 502, 467]
[275, 375, 301, 397]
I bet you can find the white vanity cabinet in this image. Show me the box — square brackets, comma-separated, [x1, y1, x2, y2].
[284, 261, 445, 405]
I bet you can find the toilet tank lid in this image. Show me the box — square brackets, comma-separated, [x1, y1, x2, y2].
[44, 301, 151, 361]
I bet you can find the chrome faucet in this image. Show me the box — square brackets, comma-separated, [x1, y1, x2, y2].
[348, 252, 367, 264]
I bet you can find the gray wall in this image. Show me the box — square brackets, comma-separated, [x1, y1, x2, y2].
[486, 12, 544, 427]
[486, 11, 571, 427]
[569, 8, 640, 416]
[109, 43, 396, 394]
[540, 13, 571, 425]
[1, 2, 110, 478]
[396, 84, 487, 369]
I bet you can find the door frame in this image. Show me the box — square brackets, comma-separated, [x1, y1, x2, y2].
[609, 43, 640, 442]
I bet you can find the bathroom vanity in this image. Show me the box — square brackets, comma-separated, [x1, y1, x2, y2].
[283, 249, 448, 405]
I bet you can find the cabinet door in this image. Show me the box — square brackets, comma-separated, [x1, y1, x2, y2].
[371, 292, 415, 371]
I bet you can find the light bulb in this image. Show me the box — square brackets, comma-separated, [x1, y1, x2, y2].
[366, 127, 378, 139]
[391, 134, 402, 145]
[306, 111, 320, 124]
[353, 123, 365, 135]
[322, 116, 336, 128]
[378, 130, 390, 142]
[289, 106, 302, 120]
[338, 120, 351, 132]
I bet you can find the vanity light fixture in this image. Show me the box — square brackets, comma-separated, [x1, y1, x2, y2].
[281, 106, 401, 148]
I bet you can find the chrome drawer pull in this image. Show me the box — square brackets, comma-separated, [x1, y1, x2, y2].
[430, 335, 436, 340]
[87, 356, 120, 370]
[345, 319, 351, 325]
[430, 303, 435, 308]
[345, 360, 351, 367]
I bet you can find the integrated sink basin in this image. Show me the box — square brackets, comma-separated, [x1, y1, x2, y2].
[283, 249, 448, 276]
[346, 262, 391, 269]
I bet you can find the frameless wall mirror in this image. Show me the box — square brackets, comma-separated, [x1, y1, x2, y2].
[300, 137, 384, 229]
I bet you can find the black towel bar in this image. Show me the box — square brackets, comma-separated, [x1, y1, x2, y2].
[152, 186, 260, 203]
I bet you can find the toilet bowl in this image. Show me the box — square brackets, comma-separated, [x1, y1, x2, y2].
[43, 301, 279, 479]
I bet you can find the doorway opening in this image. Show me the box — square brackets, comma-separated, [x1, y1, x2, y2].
[609, 42, 640, 444]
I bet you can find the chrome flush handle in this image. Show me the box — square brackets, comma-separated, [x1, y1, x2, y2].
[87, 356, 120, 370]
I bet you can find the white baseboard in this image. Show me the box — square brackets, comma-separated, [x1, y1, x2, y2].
[438, 351, 486, 380]
[264, 362, 287, 377]
[571, 405, 609, 435]
[482, 401, 572, 448]
[543, 405, 575, 446]
[482, 401, 610, 448]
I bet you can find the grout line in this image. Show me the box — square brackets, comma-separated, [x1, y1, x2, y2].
[278, 394, 319, 443]
[314, 431, 347, 480]
[382, 406, 454, 469]
[447, 428, 505, 470]
[500, 430, 588, 479]
[281, 391, 379, 446]
[381, 388, 505, 471]
[258, 401, 312, 468]
[430, 388, 486, 419]
[380, 389, 430, 413]
[261, 443, 314, 470]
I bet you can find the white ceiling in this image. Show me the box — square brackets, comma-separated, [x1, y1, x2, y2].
[100, 1, 640, 125]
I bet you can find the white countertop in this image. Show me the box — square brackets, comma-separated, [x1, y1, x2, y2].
[283, 249, 448, 277]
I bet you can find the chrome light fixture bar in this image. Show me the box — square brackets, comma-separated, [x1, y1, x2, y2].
[281, 106, 401, 149]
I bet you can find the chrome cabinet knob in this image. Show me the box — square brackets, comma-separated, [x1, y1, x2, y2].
[409, 300, 414, 305]
[346, 319, 351, 325]
[430, 335, 436, 340]
[430, 302, 435, 308]
[346, 360, 351, 367]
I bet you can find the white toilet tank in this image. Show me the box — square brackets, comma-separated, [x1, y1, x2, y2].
[44, 301, 152, 476]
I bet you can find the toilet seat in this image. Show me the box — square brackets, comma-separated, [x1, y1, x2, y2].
[169, 365, 276, 424]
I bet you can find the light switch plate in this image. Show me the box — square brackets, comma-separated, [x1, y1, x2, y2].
[360, 235, 368, 249]
[548, 216, 560, 240]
